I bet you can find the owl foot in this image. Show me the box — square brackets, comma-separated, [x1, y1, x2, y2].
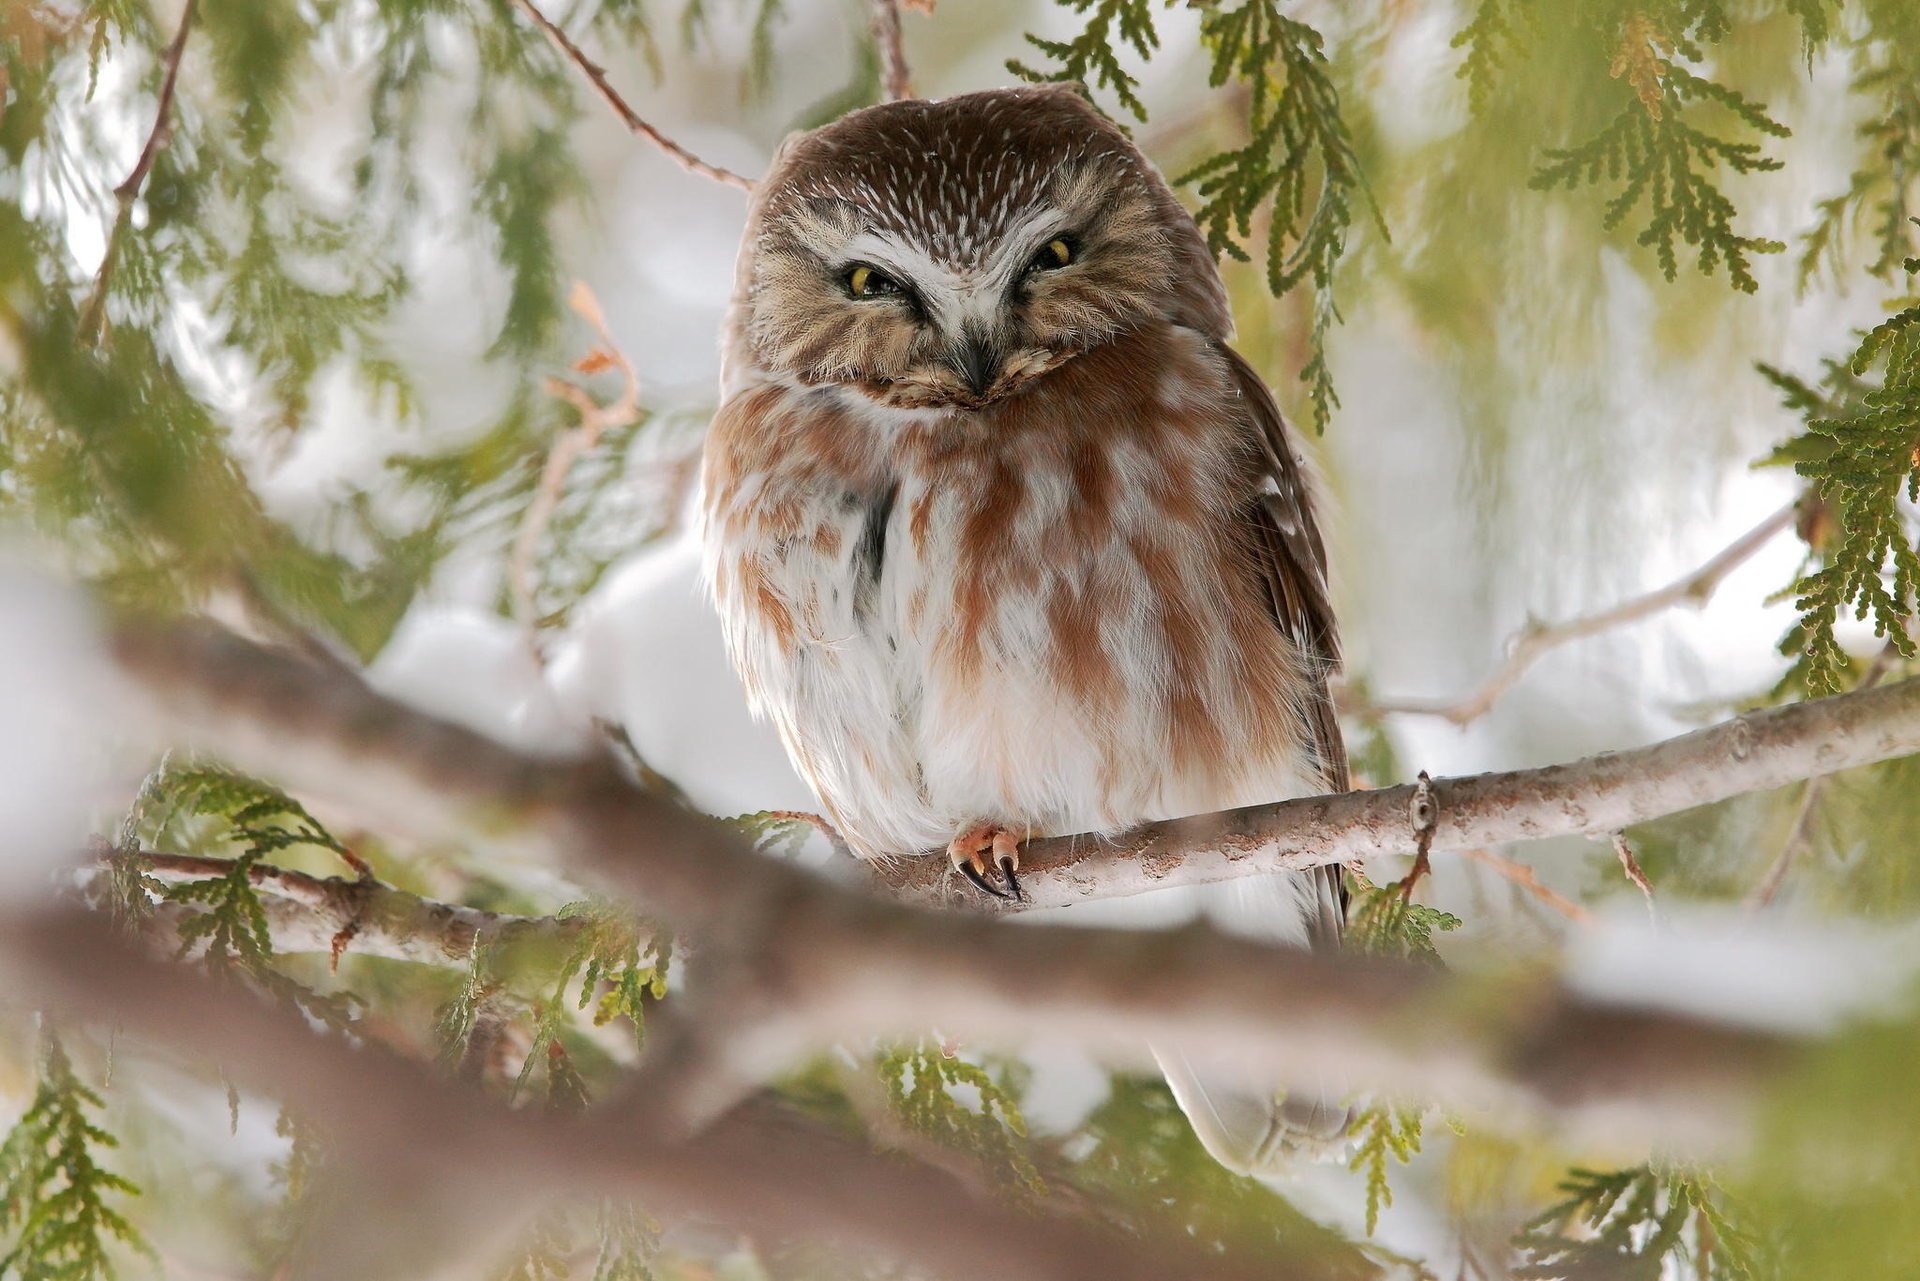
[947, 825, 1023, 902]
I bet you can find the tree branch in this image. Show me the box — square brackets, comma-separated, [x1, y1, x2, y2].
[876, 668, 1920, 911]
[125, 850, 578, 967]
[0, 906, 1329, 1281]
[509, 0, 755, 191]
[1352, 499, 1800, 725]
[871, 0, 913, 101]
[510, 281, 642, 649]
[78, 0, 199, 345]
[95, 618, 1882, 1148]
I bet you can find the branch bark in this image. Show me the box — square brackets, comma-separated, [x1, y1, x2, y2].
[0, 907, 1317, 1281]
[509, 0, 755, 191]
[873, 669, 1920, 910]
[95, 619, 1879, 1149]
[128, 850, 577, 966]
[871, 0, 914, 101]
[1352, 499, 1799, 725]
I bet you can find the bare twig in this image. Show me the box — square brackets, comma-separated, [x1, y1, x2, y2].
[122, 849, 579, 966]
[1744, 641, 1909, 909]
[1459, 848, 1594, 925]
[508, 0, 754, 191]
[510, 282, 642, 645]
[871, 0, 914, 101]
[1355, 500, 1800, 726]
[79, 0, 199, 345]
[1610, 832, 1658, 922]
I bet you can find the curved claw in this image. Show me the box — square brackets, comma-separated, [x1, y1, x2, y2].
[997, 855, 1023, 902]
[958, 859, 1012, 899]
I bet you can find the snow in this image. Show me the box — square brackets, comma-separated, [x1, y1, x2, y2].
[0, 564, 117, 904]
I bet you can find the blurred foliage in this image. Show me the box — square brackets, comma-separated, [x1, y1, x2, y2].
[1513, 1164, 1766, 1279]
[1465, 1, 1811, 293]
[0, 1035, 153, 1281]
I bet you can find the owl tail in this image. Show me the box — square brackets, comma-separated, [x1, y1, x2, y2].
[1153, 864, 1353, 1174]
[1153, 1043, 1352, 1175]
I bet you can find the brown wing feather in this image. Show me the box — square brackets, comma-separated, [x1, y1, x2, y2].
[1215, 343, 1350, 949]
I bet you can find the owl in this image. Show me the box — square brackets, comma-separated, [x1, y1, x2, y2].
[701, 85, 1350, 1171]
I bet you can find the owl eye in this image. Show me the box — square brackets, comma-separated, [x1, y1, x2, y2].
[1028, 237, 1075, 273]
[846, 264, 905, 298]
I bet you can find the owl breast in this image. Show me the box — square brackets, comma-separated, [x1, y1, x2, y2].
[702, 323, 1322, 859]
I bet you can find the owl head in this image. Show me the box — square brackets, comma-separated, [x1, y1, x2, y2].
[728, 85, 1230, 410]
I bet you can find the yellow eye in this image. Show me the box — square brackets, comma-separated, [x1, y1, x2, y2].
[1031, 238, 1074, 272]
[846, 265, 903, 298]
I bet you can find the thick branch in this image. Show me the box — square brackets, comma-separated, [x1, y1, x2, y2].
[0, 907, 1323, 1281]
[509, 0, 755, 191]
[1354, 499, 1799, 725]
[97, 620, 1866, 1147]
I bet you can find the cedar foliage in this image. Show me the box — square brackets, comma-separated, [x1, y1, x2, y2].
[1, 0, 1919, 1277]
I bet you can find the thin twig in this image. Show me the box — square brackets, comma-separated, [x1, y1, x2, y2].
[1355, 499, 1800, 726]
[121, 849, 580, 966]
[1611, 832, 1657, 922]
[1459, 848, 1594, 925]
[509, 0, 754, 191]
[510, 281, 642, 648]
[79, 0, 199, 345]
[1745, 640, 1908, 910]
[871, 0, 913, 101]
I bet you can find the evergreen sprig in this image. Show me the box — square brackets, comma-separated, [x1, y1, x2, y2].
[1006, 0, 1159, 123]
[1464, 3, 1798, 292]
[1180, 2, 1377, 432]
[121, 761, 358, 1026]
[877, 1041, 1046, 1201]
[1346, 1102, 1424, 1236]
[0, 1036, 156, 1281]
[1345, 872, 1463, 968]
[1531, 62, 1788, 293]
[1767, 280, 1920, 694]
[1013, 1, 1375, 431]
[1514, 1164, 1764, 1279]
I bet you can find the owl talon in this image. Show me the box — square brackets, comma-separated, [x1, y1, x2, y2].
[998, 856, 1023, 901]
[948, 826, 1024, 900]
[958, 859, 1011, 899]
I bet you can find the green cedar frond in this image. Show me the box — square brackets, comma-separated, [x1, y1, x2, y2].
[1798, 48, 1920, 286]
[0, 1035, 156, 1281]
[1177, 3, 1378, 432]
[1530, 60, 1788, 293]
[1345, 1102, 1423, 1236]
[877, 1040, 1046, 1200]
[1770, 289, 1920, 694]
[1344, 872, 1463, 968]
[1007, 0, 1159, 123]
[1514, 1164, 1765, 1280]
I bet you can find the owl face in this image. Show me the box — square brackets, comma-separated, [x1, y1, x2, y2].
[739, 87, 1203, 410]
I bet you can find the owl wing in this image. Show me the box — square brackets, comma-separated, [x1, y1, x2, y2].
[1215, 342, 1350, 950]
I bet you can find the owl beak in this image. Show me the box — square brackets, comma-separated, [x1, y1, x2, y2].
[948, 326, 1003, 399]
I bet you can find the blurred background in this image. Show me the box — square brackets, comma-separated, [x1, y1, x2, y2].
[3, 0, 1919, 1276]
